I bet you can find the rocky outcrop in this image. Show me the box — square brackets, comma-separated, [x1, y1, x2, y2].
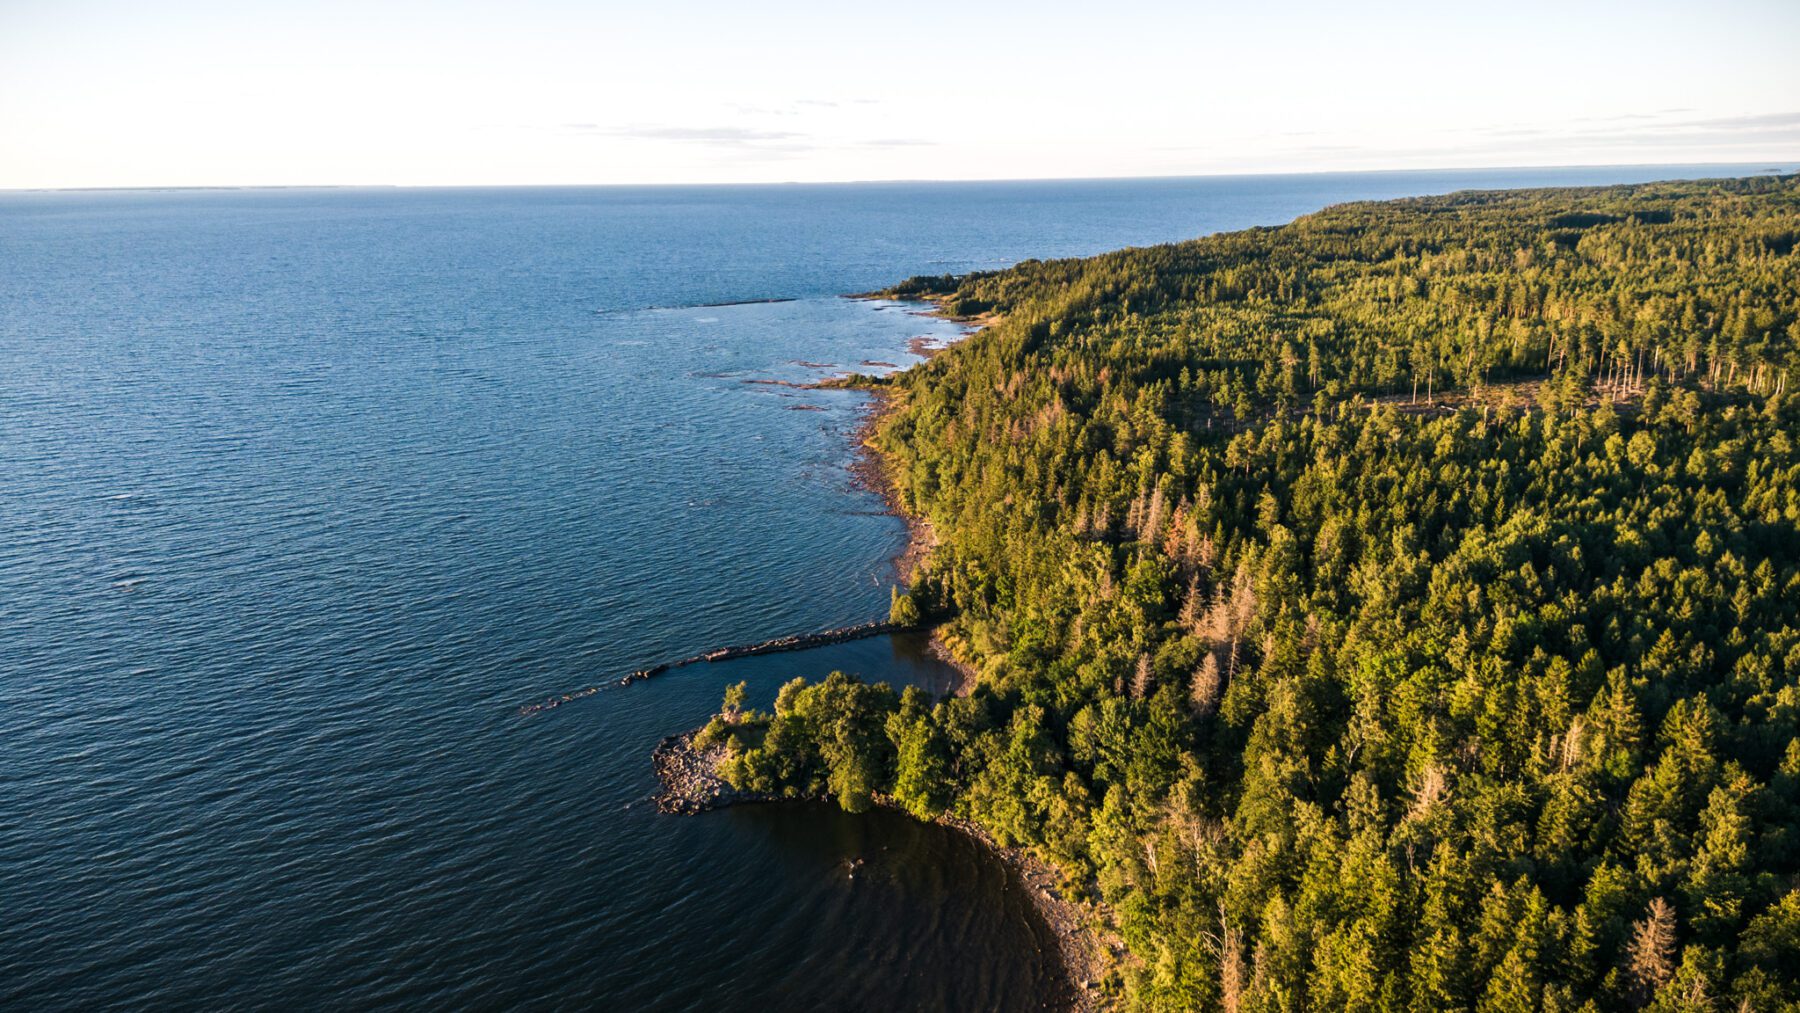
[650, 732, 815, 814]
[652, 733, 738, 813]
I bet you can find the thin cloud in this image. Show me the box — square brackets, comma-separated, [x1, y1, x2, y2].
[1536, 109, 1800, 139]
[601, 125, 807, 144]
[1570, 127, 1800, 149]
[1436, 110, 1800, 151]
[558, 122, 933, 157]
[1671, 110, 1800, 131]
[724, 98, 875, 116]
[726, 103, 799, 117]
[1162, 108, 1800, 175]
[1156, 109, 1800, 162]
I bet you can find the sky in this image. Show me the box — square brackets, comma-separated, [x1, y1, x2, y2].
[1, 0, 1796, 189]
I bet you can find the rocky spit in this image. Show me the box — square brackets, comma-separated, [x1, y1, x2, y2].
[652, 729, 1112, 1009]
[650, 732, 784, 814]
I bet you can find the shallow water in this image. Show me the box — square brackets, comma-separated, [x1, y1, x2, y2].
[0, 166, 1782, 1009]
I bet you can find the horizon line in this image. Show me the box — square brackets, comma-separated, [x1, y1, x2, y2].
[3, 159, 1796, 195]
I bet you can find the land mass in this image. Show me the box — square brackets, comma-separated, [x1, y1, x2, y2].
[659, 174, 1800, 1011]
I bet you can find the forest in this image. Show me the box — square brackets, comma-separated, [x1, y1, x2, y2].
[705, 175, 1800, 1010]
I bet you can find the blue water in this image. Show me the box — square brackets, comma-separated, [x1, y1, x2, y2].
[1, 165, 1786, 1010]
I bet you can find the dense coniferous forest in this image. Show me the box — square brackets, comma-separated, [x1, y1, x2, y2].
[706, 176, 1800, 1010]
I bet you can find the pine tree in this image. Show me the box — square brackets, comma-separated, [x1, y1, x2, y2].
[1625, 897, 1678, 1007]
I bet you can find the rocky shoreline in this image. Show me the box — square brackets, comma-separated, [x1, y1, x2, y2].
[846, 382, 982, 696]
[652, 731, 1111, 1009]
[651, 296, 1110, 1004]
[650, 731, 779, 814]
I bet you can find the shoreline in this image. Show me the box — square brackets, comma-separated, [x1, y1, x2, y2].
[847, 382, 980, 696]
[649, 292, 1114, 1000]
[844, 299, 983, 694]
[842, 299, 1118, 999]
[653, 731, 1109, 1010]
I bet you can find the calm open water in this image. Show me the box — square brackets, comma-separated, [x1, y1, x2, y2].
[1, 165, 1785, 1010]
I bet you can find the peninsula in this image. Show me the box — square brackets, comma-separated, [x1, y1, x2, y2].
[658, 175, 1800, 1011]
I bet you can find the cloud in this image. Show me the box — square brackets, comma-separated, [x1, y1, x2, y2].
[1570, 112, 1659, 124]
[595, 125, 807, 145]
[1671, 110, 1800, 132]
[1472, 110, 1800, 144]
[726, 103, 799, 117]
[724, 98, 877, 116]
[556, 121, 934, 157]
[1510, 110, 1800, 154]
[1166, 107, 1800, 176]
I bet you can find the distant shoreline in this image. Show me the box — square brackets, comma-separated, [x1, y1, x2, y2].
[8, 161, 1795, 195]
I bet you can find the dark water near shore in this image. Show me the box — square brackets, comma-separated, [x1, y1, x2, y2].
[0, 165, 1783, 1009]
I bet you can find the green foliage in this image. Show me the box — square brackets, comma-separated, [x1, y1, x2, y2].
[692, 714, 729, 752]
[889, 586, 922, 627]
[888, 686, 952, 819]
[755, 176, 1800, 1008]
[721, 680, 747, 716]
[715, 672, 900, 813]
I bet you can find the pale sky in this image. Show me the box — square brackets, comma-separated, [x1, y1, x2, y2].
[1, 0, 1796, 188]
